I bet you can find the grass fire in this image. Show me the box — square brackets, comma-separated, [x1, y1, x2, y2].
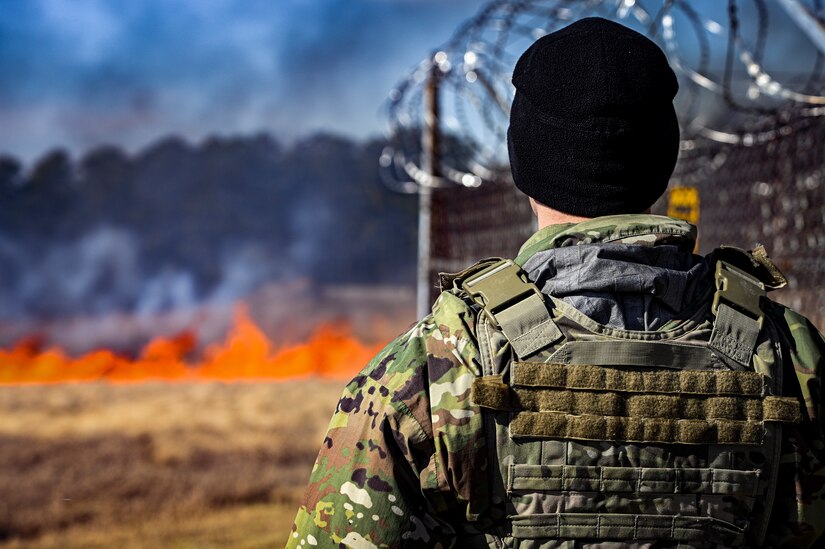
[0, 303, 404, 547]
[0, 305, 387, 385]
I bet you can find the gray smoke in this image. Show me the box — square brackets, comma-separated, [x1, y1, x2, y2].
[0, 133, 418, 351]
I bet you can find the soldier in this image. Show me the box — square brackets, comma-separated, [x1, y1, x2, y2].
[287, 17, 824, 548]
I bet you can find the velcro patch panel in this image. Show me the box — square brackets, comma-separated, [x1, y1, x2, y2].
[510, 412, 764, 445]
[512, 362, 766, 396]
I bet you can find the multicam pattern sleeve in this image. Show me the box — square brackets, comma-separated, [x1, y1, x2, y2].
[286, 291, 488, 548]
[765, 304, 825, 548]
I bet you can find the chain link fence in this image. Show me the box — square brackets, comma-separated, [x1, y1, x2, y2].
[428, 179, 534, 303]
[393, 0, 825, 329]
[662, 111, 825, 329]
[427, 114, 824, 330]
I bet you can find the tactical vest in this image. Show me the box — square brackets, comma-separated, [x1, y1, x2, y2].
[443, 247, 801, 548]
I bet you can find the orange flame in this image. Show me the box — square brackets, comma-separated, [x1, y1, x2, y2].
[0, 305, 386, 385]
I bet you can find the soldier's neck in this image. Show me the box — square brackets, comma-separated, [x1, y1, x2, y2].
[530, 198, 592, 229]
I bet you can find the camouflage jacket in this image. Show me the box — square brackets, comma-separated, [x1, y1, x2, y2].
[286, 214, 825, 548]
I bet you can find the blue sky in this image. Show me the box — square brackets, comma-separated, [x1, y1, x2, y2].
[0, 0, 484, 162]
[0, 0, 818, 163]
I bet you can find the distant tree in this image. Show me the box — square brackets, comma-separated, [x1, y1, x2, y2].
[0, 155, 21, 192]
[73, 145, 134, 236]
[0, 132, 425, 321]
[29, 149, 72, 191]
[0, 156, 22, 232]
[14, 149, 75, 238]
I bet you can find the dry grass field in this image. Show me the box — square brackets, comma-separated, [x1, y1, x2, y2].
[0, 380, 345, 548]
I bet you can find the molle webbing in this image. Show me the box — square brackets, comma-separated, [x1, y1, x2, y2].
[509, 513, 745, 545]
[507, 464, 761, 497]
[513, 389, 799, 422]
[547, 340, 718, 369]
[471, 364, 801, 445]
[471, 375, 511, 410]
[513, 362, 765, 395]
[510, 411, 765, 444]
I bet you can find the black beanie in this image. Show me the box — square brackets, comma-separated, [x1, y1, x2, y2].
[507, 17, 680, 217]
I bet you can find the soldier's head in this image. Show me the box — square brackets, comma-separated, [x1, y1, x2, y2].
[507, 17, 680, 222]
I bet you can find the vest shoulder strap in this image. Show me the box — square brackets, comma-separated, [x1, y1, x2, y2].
[445, 247, 780, 368]
[709, 259, 767, 367]
[456, 259, 563, 359]
[710, 244, 787, 290]
[438, 257, 503, 294]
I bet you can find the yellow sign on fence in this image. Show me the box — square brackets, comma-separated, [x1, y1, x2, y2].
[668, 186, 700, 224]
[667, 186, 700, 252]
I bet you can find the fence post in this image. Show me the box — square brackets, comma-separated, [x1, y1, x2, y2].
[417, 59, 442, 318]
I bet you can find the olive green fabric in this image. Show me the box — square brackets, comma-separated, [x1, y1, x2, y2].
[547, 339, 718, 368]
[709, 303, 762, 366]
[510, 411, 765, 444]
[513, 215, 697, 266]
[512, 362, 765, 395]
[470, 375, 510, 411]
[496, 293, 563, 358]
[507, 464, 760, 496]
[473, 376, 801, 424]
[487, 388, 799, 423]
[474, 359, 801, 444]
[763, 395, 803, 423]
[748, 244, 788, 289]
[510, 513, 745, 545]
[460, 259, 563, 358]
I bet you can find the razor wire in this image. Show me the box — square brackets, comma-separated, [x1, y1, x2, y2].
[382, 0, 825, 190]
[664, 106, 825, 327]
[384, 0, 825, 326]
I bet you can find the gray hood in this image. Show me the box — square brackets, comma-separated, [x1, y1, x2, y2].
[522, 243, 712, 331]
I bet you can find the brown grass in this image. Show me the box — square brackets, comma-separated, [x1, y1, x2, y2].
[0, 380, 345, 547]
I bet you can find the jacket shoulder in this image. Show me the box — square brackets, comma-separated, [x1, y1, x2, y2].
[763, 301, 825, 547]
[765, 302, 824, 419]
[351, 286, 482, 400]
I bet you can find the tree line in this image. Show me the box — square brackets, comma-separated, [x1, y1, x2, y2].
[0, 133, 418, 320]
